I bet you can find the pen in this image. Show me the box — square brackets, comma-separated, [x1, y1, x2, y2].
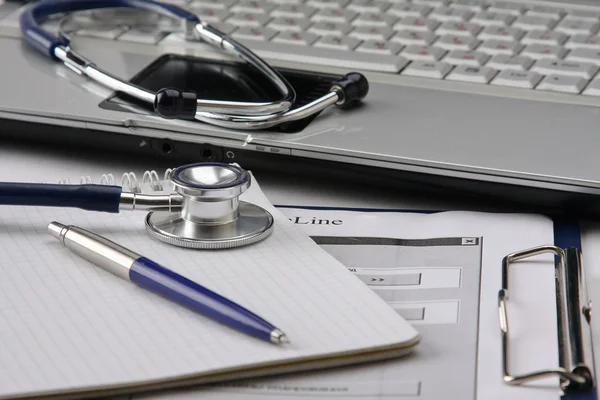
[47, 222, 289, 345]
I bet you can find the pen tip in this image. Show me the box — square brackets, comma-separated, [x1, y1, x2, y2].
[270, 329, 290, 344]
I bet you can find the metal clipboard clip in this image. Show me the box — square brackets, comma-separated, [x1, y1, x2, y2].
[499, 245, 595, 392]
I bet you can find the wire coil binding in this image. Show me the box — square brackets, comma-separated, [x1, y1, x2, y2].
[45, 168, 176, 193]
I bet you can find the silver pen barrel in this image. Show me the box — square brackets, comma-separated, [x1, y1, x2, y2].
[48, 222, 137, 281]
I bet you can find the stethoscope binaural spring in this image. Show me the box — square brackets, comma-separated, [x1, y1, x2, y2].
[19, 0, 369, 130]
[0, 162, 274, 249]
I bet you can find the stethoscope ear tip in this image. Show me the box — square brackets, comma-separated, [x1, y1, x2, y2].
[154, 87, 198, 119]
[332, 72, 369, 108]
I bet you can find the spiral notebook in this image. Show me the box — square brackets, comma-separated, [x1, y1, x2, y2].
[0, 167, 420, 400]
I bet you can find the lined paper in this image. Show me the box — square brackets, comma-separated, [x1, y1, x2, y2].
[0, 175, 419, 399]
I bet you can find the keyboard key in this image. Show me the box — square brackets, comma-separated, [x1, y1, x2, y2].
[308, 21, 353, 35]
[428, 7, 473, 22]
[521, 31, 568, 46]
[306, 0, 350, 8]
[390, 30, 437, 45]
[39, 17, 62, 36]
[231, 0, 276, 14]
[232, 26, 278, 40]
[268, 17, 311, 31]
[401, 45, 446, 60]
[271, 4, 317, 18]
[394, 16, 440, 32]
[436, 21, 482, 37]
[478, 40, 523, 55]
[346, 0, 390, 13]
[313, 35, 361, 50]
[209, 22, 237, 35]
[272, 30, 319, 45]
[487, 54, 534, 70]
[155, 14, 184, 30]
[524, 5, 565, 20]
[159, 32, 186, 46]
[412, 0, 448, 6]
[511, 16, 557, 31]
[478, 26, 524, 41]
[445, 65, 497, 82]
[311, 8, 357, 22]
[226, 12, 270, 26]
[435, 35, 480, 50]
[530, 59, 599, 79]
[565, 35, 600, 50]
[555, 19, 600, 36]
[387, 3, 432, 18]
[563, 10, 600, 22]
[451, 0, 486, 12]
[189, 0, 236, 8]
[536, 74, 588, 93]
[276, 50, 406, 72]
[75, 26, 128, 40]
[566, 48, 600, 65]
[491, 69, 543, 88]
[582, 79, 600, 96]
[188, 7, 230, 23]
[356, 39, 404, 54]
[401, 60, 453, 78]
[486, 1, 525, 16]
[352, 12, 397, 27]
[443, 50, 490, 66]
[158, 0, 188, 5]
[521, 44, 568, 60]
[349, 26, 394, 40]
[470, 12, 515, 27]
[117, 27, 168, 44]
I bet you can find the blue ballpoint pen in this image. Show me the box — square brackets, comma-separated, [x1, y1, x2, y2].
[47, 222, 289, 345]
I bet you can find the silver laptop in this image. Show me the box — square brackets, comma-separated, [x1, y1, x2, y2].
[1, 0, 600, 210]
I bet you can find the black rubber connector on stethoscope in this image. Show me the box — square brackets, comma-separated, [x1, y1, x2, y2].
[154, 88, 198, 119]
[331, 72, 369, 108]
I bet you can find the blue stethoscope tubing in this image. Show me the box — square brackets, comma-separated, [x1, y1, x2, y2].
[21, 0, 196, 59]
[0, 182, 124, 212]
[19, 0, 369, 130]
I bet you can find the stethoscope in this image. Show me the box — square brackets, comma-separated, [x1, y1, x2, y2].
[19, 0, 369, 130]
[0, 163, 274, 249]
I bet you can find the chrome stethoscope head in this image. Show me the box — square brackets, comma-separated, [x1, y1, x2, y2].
[144, 163, 274, 249]
[0, 162, 274, 249]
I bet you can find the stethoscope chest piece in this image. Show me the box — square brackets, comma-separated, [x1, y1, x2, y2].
[145, 163, 274, 249]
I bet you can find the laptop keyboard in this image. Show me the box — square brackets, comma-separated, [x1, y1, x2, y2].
[4, 0, 600, 96]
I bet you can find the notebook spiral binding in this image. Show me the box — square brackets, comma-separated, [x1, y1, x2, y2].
[42, 168, 177, 194]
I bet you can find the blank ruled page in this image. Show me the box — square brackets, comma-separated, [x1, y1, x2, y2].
[0, 175, 419, 399]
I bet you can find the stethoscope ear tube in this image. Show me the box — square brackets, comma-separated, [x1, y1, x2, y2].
[19, 0, 369, 130]
[0, 182, 123, 212]
[19, 0, 201, 60]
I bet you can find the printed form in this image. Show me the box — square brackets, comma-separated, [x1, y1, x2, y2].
[134, 208, 565, 400]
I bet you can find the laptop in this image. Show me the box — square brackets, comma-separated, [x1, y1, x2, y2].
[1, 0, 600, 213]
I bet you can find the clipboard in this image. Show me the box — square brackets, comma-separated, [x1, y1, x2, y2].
[498, 218, 596, 393]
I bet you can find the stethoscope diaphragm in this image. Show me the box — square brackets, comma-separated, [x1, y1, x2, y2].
[145, 163, 274, 249]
